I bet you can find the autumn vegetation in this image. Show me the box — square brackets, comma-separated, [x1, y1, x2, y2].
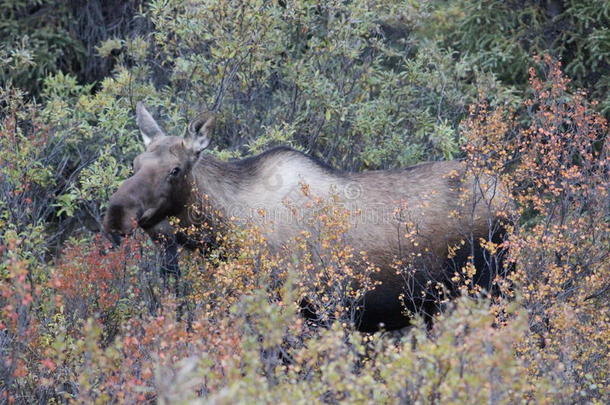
[1, 1, 609, 403]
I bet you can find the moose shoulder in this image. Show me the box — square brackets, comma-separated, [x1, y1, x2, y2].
[103, 103, 511, 332]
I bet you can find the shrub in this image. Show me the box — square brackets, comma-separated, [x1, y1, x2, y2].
[1, 0, 609, 403]
[461, 55, 609, 402]
[425, 0, 610, 117]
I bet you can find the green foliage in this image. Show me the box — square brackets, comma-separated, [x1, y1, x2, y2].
[0, 1, 82, 94]
[425, 0, 610, 116]
[102, 0, 515, 169]
[0, 0, 143, 96]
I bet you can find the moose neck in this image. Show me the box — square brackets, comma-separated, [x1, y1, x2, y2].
[187, 154, 248, 220]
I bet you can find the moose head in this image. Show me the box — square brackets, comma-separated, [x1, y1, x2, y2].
[103, 103, 214, 245]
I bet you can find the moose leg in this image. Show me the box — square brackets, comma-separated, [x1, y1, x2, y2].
[161, 239, 180, 290]
[444, 227, 512, 298]
[160, 239, 193, 329]
[298, 297, 320, 325]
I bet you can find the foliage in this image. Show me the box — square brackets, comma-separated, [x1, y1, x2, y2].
[20, 0, 515, 173]
[461, 55, 609, 402]
[0, 0, 144, 96]
[0, 0, 609, 403]
[424, 0, 610, 116]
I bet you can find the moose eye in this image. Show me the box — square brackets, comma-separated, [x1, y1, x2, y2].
[170, 167, 181, 176]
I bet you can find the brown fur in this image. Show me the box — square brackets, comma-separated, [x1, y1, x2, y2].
[104, 104, 511, 331]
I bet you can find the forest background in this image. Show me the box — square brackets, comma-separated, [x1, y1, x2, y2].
[1, 0, 608, 403]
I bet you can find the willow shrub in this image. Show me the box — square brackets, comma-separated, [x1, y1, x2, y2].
[423, 0, 610, 117]
[86, 0, 519, 170]
[461, 55, 609, 403]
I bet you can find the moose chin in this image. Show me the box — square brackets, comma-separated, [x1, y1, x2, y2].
[103, 102, 512, 332]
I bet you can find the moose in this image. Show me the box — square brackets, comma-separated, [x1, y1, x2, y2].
[103, 103, 511, 332]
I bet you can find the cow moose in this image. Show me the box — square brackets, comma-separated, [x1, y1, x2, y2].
[103, 102, 511, 332]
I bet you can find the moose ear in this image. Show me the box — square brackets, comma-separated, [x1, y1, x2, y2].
[188, 112, 214, 153]
[136, 102, 166, 147]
